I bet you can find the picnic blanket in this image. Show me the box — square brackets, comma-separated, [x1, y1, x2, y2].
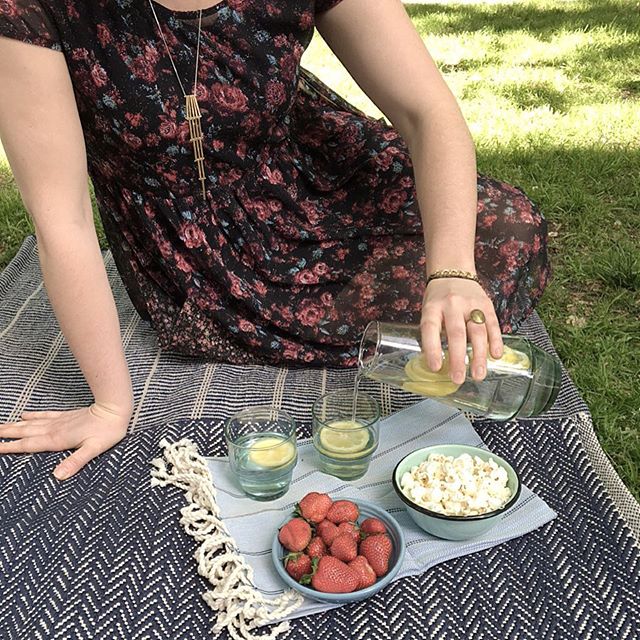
[1, 235, 639, 639]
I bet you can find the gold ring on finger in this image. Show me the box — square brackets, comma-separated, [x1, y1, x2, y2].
[468, 309, 486, 325]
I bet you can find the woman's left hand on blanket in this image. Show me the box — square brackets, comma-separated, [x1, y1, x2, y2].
[0, 401, 132, 480]
[420, 278, 504, 384]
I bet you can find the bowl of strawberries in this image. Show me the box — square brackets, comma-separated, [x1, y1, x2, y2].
[272, 492, 405, 603]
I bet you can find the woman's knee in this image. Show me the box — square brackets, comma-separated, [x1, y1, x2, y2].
[475, 175, 548, 256]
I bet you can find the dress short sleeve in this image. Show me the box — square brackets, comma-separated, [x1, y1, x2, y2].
[0, 0, 62, 51]
[315, 0, 346, 14]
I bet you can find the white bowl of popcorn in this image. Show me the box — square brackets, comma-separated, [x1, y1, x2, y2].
[392, 444, 521, 540]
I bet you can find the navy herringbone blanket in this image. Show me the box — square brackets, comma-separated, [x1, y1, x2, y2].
[1, 236, 639, 639]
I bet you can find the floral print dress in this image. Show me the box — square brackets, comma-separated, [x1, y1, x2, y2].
[0, 0, 550, 366]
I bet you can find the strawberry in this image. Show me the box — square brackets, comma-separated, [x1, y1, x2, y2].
[284, 552, 312, 582]
[278, 517, 312, 552]
[337, 521, 360, 543]
[359, 533, 393, 577]
[326, 500, 359, 524]
[316, 519, 340, 546]
[306, 536, 327, 559]
[297, 492, 333, 523]
[329, 533, 358, 562]
[310, 556, 360, 594]
[360, 517, 387, 536]
[348, 556, 377, 589]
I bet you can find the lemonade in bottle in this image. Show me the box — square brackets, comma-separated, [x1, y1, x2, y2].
[358, 322, 561, 420]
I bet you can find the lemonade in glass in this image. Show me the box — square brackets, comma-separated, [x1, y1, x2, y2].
[312, 390, 380, 480]
[225, 407, 298, 500]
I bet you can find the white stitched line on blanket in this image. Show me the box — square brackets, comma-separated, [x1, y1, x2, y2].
[271, 366, 287, 411]
[190, 364, 211, 419]
[320, 367, 327, 398]
[8, 332, 66, 422]
[130, 348, 162, 431]
[1, 252, 113, 341]
[0, 281, 44, 340]
[380, 382, 392, 417]
[190, 363, 217, 420]
[121, 310, 140, 351]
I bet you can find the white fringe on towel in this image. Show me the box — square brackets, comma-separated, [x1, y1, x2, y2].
[150, 438, 304, 640]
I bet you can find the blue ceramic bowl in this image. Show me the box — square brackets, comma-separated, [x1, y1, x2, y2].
[392, 444, 521, 541]
[272, 498, 405, 603]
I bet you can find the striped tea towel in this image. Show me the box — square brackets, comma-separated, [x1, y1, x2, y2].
[206, 399, 557, 622]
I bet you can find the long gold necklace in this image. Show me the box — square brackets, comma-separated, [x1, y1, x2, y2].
[148, 1, 206, 198]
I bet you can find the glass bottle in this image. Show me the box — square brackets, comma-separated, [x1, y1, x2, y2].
[358, 321, 561, 420]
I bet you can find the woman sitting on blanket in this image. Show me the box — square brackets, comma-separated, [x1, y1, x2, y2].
[0, 0, 549, 479]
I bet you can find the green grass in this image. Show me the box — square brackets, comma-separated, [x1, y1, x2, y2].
[1, 0, 639, 498]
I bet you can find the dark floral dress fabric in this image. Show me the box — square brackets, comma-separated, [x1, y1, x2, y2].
[0, 0, 550, 366]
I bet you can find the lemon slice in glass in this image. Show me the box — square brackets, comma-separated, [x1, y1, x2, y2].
[247, 437, 296, 468]
[319, 420, 371, 458]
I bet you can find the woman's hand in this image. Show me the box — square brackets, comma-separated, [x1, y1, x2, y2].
[420, 278, 504, 383]
[0, 401, 132, 480]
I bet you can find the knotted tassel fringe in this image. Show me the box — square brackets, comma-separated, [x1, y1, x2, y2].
[151, 438, 304, 640]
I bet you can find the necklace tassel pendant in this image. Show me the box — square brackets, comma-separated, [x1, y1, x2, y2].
[185, 94, 206, 198]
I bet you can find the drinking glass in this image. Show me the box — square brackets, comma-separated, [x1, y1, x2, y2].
[224, 406, 298, 501]
[312, 390, 380, 480]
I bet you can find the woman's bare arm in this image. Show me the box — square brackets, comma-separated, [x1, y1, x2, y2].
[316, 0, 503, 383]
[0, 37, 134, 479]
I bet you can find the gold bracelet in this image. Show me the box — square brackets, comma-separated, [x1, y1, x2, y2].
[426, 269, 480, 286]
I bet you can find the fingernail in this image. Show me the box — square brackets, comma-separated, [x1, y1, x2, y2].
[453, 372, 464, 384]
[478, 366, 485, 377]
[53, 468, 69, 481]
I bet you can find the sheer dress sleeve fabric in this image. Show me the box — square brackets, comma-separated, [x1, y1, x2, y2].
[0, 0, 62, 50]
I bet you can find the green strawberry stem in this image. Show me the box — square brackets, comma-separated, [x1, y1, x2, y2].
[282, 551, 301, 563]
[299, 555, 320, 585]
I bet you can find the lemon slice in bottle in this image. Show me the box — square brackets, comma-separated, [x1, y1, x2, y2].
[319, 420, 371, 457]
[510, 350, 531, 370]
[405, 356, 443, 382]
[404, 354, 461, 397]
[403, 379, 461, 397]
[488, 345, 531, 370]
[247, 437, 296, 468]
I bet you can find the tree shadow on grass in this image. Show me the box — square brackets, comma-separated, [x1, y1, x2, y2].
[475, 144, 640, 242]
[461, 78, 574, 112]
[405, 0, 638, 38]
[497, 81, 571, 112]
[406, 2, 640, 103]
